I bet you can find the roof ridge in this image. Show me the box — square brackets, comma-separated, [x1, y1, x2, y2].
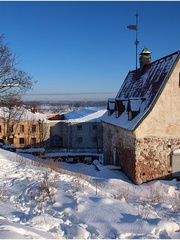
[128, 50, 180, 73]
[151, 49, 180, 64]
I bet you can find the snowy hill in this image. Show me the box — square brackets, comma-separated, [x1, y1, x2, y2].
[0, 149, 179, 239]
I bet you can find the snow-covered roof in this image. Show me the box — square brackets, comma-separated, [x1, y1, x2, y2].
[0, 106, 106, 124]
[0, 107, 46, 122]
[64, 107, 106, 123]
[102, 50, 180, 130]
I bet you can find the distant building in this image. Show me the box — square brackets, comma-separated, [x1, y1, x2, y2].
[0, 105, 105, 153]
[0, 107, 48, 148]
[47, 108, 106, 153]
[102, 48, 180, 184]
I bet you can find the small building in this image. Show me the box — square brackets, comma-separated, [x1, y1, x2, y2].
[102, 48, 180, 184]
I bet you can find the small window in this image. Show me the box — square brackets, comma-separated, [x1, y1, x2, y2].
[0, 125, 2, 132]
[9, 125, 13, 132]
[77, 125, 82, 130]
[20, 125, 24, 133]
[9, 138, 14, 144]
[31, 137, 36, 145]
[19, 138, 25, 145]
[77, 137, 82, 143]
[32, 125, 36, 132]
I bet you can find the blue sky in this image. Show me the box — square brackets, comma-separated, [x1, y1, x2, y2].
[0, 1, 179, 102]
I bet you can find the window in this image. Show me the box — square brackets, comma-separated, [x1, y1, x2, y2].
[9, 125, 13, 132]
[77, 125, 82, 130]
[19, 138, 25, 145]
[93, 137, 97, 142]
[0, 125, 2, 132]
[32, 125, 36, 132]
[31, 137, 36, 145]
[77, 137, 82, 143]
[115, 100, 125, 118]
[9, 138, 14, 144]
[20, 125, 24, 133]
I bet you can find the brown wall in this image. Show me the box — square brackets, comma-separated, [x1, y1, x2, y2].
[103, 121, 180, 184]
[0, 119, 48, 148]
[103, 122, 138, 183]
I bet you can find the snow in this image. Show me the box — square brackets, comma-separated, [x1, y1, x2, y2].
[0, 106, 106, 126]
[0, 148, 179, 239]
[0, 106, 46, 122]
[65, 107, 106, 123]
[19, 148, 45, 153]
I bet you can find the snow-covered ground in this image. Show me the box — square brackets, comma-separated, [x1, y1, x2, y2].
[0, 148, 179, 239]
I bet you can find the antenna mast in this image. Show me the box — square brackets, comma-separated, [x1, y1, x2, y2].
[127, 12, 139, 79]
[134, 12, 139, 73]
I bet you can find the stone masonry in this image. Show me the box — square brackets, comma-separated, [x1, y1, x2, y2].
[135, 137, 180, 184]
[103, 122, 180, 184]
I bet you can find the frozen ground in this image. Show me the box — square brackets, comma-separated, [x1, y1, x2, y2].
[0, 148, 179, 239]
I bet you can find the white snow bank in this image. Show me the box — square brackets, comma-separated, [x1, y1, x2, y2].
[0, 149, 179, 239]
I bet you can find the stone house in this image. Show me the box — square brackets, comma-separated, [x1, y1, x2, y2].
[0, 107, 48, 148]
[102, 48, 180, 184]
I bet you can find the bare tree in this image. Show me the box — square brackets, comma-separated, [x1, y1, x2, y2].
[0, 35, 34, 96]
[89, 123, 103, 153]
[0, 93, 25, 144]
[38, 119, 48, 148]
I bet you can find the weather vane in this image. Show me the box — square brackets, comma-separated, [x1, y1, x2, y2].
[127, 12, 139, 75]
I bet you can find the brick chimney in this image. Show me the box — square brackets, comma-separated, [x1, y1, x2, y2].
[139, 47, 151, 71]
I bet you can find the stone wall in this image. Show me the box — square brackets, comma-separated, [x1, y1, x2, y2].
[103, 121, 180, 184]
[135, 137, 180, 184]
[102, 122, 137, 182]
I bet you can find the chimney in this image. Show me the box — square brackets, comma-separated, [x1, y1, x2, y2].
[139, 47, 151, 71]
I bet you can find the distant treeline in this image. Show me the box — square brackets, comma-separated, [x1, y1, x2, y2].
[24, 100, 107, 107]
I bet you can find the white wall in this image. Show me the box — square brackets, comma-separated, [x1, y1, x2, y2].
[135, 58, 180, 138]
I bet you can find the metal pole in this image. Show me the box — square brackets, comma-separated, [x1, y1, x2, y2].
[134, 12, 139, 80]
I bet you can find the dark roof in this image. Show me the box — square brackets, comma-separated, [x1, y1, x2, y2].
[102, 50, 180, 130]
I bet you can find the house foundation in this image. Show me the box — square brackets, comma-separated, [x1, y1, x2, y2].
[135, 137, 180, 184]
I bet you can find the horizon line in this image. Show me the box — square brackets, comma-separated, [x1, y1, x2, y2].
[26, 92, 116, 96]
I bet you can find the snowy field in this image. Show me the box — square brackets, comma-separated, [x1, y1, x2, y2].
[0, 148, 179, 239]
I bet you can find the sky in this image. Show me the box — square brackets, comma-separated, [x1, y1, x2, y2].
[0, 1, 179, 102]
